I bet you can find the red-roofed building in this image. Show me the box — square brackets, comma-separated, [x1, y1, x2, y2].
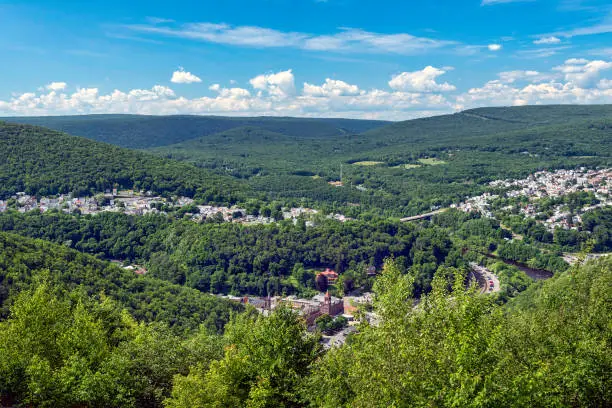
[318, 268, 338, 283]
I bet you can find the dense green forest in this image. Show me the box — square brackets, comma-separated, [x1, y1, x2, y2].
[0, 122, 247, 202]
[2, 114, 389, 149]
[0, 233, 609, 407]
[0, 208, 568, 300]
[0, 232, 242, 334]
[150, 106, 612, 216]
[3, 107, 612, 217]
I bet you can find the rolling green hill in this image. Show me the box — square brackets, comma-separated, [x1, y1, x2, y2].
[3, 106, 611, 217]
[0, 121, 248, 201]
[1, 114, 390, 149]
[152, 105, 612, 216]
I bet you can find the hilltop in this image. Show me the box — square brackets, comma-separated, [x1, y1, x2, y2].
[0, 121, 247, 201]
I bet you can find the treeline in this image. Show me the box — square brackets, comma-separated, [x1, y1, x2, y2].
[1, 251, 609, 407]
[5, 114, 389, 149]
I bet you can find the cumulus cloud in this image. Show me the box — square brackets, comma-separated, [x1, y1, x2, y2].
[0, 69, 455, 120]
[46, 82, 67, 91]
[303, 78, 362, 97]
[553, 58, 612, 88]
[3, 62, 612, 120]
[249, 70, 296, 98]
[388, 66, 456, 92]
[488, 44, 502, 51]
[456, 58, 612, 109]
[533, 36, 561, 45]
[170, 67, 202, 84]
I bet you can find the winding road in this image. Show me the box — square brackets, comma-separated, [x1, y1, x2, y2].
[470, 262, 500, 294]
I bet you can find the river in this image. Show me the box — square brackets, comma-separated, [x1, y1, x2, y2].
[485, 254, 554, 280]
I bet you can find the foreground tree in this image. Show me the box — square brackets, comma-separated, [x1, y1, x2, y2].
[165, 307, 321, 408]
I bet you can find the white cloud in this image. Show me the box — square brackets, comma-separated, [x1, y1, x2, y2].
[388, 66, 456, 92]
[46, 82, 67, 91]
[498, 70, 554, 83]
[488, 44, 502, 51]
[533, 36, 561, 45]
[303, 78, 362, 97]
[126, 22, 459, 55]
[0, 70, 454, 120]
[457, 58, 612, 109]
[598, 78, 612, 89]
[3, 61, 612, 121]
[249, 70, 296, 98]
[553, 58, 612, 87]
[170, 67, 202, 84]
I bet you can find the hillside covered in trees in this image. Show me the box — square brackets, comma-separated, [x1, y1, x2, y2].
[0, 230, 608, 407]
[151, 105, 612, 216]
[0, 232, 241, 334]
[0, 105, 610, 407]
[0, 122, 248, 202]
[2, 106, 611, 217]
[0, 208, 570, 301]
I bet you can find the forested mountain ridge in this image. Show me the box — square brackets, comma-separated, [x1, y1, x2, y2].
[153, 105, 612, 216]
[0, 121, 248, 201]
[1, 114, 390, 149]
[363, 104, 612, 140]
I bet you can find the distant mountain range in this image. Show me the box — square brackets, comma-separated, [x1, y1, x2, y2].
[1, 114, 390, 149]
[2, 105, 611, 216]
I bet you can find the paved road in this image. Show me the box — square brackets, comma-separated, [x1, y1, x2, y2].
[470, 262, 500, 294]
[321, 325, 357, 349]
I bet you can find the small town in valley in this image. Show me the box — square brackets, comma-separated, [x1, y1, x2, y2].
[455, 167, 611, 231]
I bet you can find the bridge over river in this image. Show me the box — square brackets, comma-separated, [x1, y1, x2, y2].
[400, 208, 448, 222]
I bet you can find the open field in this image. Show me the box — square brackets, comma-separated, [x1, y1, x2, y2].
[418, 158, 447, 165]
[352, 161, 385, 166]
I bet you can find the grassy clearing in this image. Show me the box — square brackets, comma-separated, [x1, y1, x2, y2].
[391, 163, 421, 169]
[418, 158, 447, 165]
[352, 161, 385, 166]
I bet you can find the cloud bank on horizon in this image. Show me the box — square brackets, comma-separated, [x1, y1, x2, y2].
[1, 0, 612, 120]
[2, 58, 612, 121]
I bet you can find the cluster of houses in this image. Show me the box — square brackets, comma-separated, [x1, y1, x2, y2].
[0, 190, 355, 226]
[489, 168, 611, 199]
[0, 190, 168, 216]
[455, 168, 611, 232]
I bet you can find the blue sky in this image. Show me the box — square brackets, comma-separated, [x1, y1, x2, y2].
[1, 0, 611, 120]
